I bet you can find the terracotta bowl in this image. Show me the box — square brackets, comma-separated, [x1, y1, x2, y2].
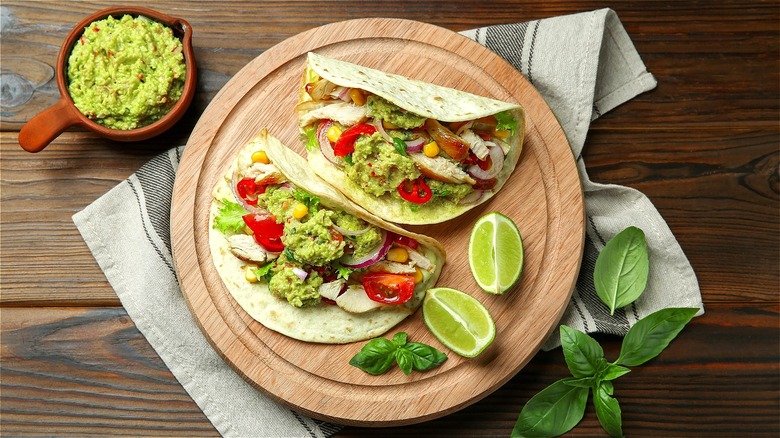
[18, 6, 197, 152]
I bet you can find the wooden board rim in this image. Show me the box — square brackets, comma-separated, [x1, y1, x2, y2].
[171, 17, 584, 426]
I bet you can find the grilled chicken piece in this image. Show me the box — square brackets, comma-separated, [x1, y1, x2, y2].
[299, 102, 368, 127]
[407, 248, 434, 272]
[336, 285, 382, 313]
[318, 279, 346, 301]
[409, 153, 476, 185]
[227, 234, 278, 264]
[460, 129, 490, 160]
[367, 261, 417, 274]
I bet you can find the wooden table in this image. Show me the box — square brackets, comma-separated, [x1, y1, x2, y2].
[2, 1, 777, 436]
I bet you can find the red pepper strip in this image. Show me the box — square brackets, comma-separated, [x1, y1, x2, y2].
[333, 124, 376, 156]
[235, 177, 267, 206]
[242, 214, 285, 252]
[390, 232, 419, 250]
[397, 177, 432, 204]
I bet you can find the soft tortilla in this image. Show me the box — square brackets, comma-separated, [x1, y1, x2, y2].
[300, 52, 526, 225]
[209, 129, 446, 344]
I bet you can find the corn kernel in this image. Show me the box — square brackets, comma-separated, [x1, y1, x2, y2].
[494, 129, 510, 139]
[349, 88, 366, 106]
[245, 265, 259, 283]
[251, 150, 270, 164]
[386, 247, 409, 263]
[292, 202, 309, 219]
[326, 125, 342, 143]
[423, 141, 440, 157]
[244, 225, 254, 235]
[413, 267, 424, 284]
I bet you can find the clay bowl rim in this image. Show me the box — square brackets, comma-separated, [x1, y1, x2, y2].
[55, 6, 197, 142]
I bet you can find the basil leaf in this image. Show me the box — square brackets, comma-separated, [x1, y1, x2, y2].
[594, 381, 623, 438]
[392, 332, 408, 347]
[349, 338, 397, 375]
[392, 137, 408, 156]
[395, 347, 413, 375]
[561, 376, 599, 388]
[560, 325, 606, 378]
[600, 363, 631, 381]
[593, 226, 649, 315]
[512, 379, 589, 437]
[405, 342, 447, 371]
[616, 307, 698, 367]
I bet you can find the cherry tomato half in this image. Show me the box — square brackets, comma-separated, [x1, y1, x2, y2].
[242, 214, 284, 252]
[235, 177, 267, 206]
[333, 123, 376, 156]
[389, 232, 419, 250]
[397, 177, 432, 204]
[362, 273, 415, 305]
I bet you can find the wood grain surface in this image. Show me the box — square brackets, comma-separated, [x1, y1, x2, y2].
[1, 1, 778, 436]
[171, 18, 582, 426]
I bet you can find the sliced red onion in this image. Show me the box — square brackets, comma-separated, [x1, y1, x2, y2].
[404, 137, 425, 152]
[332, 223, 371, 237]
[457, 189, 484, 205]
[292, 267, 308, 281]
[467, 144, 505, 180]
[371, 120, 394, 144]
[340, 231, 390, 268]
[336, 86, 351, 101]
[231, 168, 267, 215]
[316, 120, 344, 168]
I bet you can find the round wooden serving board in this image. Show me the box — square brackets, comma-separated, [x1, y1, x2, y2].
[171, 18, 584, 426]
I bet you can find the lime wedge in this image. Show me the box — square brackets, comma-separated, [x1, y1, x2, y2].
[422, 287, 496, 358]
[468, 212, 524, 295]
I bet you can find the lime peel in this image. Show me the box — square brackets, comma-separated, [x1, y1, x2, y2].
[423, 287, 496, 358]
[468, 212, 524, 295]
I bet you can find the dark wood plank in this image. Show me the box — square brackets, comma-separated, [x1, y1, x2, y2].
[1, 303, 776, 436]
[1, 1, 777, 131]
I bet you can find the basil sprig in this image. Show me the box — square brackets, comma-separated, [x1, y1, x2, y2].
[593, 226, 649, 315]
[512, 308, 698, 437]
[349, 332, 447, 375]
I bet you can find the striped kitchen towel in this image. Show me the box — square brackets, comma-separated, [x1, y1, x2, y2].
[73, 8, 702, 438]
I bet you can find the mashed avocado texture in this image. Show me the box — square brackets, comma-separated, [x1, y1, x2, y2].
[333, 211, 383, 258]
[346, 133, 419, 196]
[67, 14, 186, 130]
[282, 209, 345, 266]
[269, 261, 323, 307]
[366, 96, 426, 129]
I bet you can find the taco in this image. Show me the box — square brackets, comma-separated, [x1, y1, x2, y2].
[298, 52, 526, 225]
[209, 129, 446, 344]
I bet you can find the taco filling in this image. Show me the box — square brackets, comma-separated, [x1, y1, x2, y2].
[211, 134, 439, 316]
[297, 54, 524, 223]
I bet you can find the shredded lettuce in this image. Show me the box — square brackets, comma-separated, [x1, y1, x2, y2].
[213, 199, 249, 234]
[304, 125, 319, 152]
[252, 261, 275, 282]
[495, 110, 518, 136]
[292, 189, 320, 215]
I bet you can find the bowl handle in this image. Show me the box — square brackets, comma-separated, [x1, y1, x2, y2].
[19, 99, 82, 152]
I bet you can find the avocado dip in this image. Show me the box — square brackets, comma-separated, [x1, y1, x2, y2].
[67, 14, 186, 130]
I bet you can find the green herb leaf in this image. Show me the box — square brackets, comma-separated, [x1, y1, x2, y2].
[561, 376, 599, 388]
[616, 307, 698, 367]
[283, 248, 299, 264]
[405, 342, 448, 372]
[392, 137, 408, 156]
[600, 363, 631, 381]
[392, 332, 408, 347]
[292, 189, 320, 215]
[335, 264, 355, 281]
[594, 381, 623, 438]
[252, 262, 275, 283]
[303, 125, 319, 152]
[560, 325, 607, 379]
[495, 110, 519, 136]
[395, 347, 414, 375]
[348, 337, 397, 375]
[344, 153, 354, 166]
[213, 199, 249, 234]
[512, 379, 589, 438]
[593, 226, 649, 315]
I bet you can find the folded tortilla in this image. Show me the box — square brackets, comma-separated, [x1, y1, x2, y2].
[209, 129, 446, 344]
[298, 52, 526, 225]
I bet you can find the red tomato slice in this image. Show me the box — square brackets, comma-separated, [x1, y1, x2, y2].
[390, 232, 419, 250]
[243, 214, 285, 252]
[362, 273, 415, 305]
[235, 177, 267, 206]
[333, 124, 376, 156]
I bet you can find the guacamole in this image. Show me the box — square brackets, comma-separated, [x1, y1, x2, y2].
[366, 96, 426, 129]
[346, 133, 420, 196]
[67, 14, 186, 130]
[260, 187, 295, 221]
[333, 212, 383, 258]
[269, 264, 323, 307]
[428, 180, 474, 203]
[282, 209, 345, 266]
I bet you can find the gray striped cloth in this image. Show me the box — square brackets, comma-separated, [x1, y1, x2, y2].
[73, 8, 702, 437]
